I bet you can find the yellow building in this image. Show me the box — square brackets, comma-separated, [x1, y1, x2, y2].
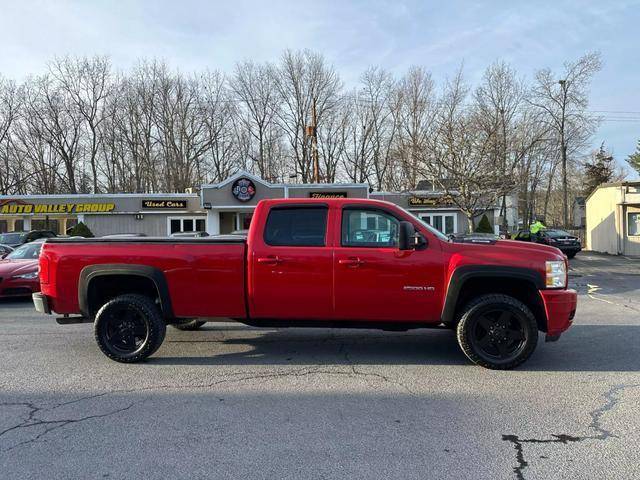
[586, 181, 640, 256]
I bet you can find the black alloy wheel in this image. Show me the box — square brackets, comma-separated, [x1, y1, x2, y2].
[469, 309, 528, 362]
[94, 294, 166, 363]
[102, 305, 149, 354]
[456, 294, 538, 369]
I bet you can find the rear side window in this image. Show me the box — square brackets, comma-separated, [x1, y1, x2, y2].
[264, 207, 328, 247]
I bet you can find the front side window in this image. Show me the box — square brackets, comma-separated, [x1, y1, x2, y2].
[264, 207, 327, 247]
[342, 209, 399, 248]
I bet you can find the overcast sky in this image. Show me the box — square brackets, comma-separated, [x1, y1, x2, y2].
[1, 0, 639, 174]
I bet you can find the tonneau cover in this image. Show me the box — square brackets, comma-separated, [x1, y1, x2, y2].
[45, 235, 247, 244]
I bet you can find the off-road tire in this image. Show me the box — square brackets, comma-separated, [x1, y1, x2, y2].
[456, 294, 538, 370]
[94, 294, 166, 363]
[171, 319, 207, 331]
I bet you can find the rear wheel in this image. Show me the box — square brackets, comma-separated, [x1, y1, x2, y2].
[94, 294, 166, 363]
[456, 294, 538, 369]
[566, 251, 577, 259]
[171, 319, 207, 331]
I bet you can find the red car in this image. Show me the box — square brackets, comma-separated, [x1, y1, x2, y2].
[0, 240, 42, 298]
[34, 198, 577, 369]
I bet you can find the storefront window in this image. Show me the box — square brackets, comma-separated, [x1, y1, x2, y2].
[169, 217, 206, 234]
[419, 213, 456, 235]
[629, 213, 640, 236]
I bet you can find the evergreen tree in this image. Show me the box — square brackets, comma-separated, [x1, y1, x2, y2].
[475, 214, 493, 233]
[627, 139, 640, 176]
[583, 143, 615, 196]
[68, 222, 94, 238]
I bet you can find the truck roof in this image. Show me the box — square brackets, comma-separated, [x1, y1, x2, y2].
[260, 198, 396, 208]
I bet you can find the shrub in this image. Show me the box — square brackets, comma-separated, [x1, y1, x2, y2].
[475, 214, 493, 234]
[69, 221, 94, 238]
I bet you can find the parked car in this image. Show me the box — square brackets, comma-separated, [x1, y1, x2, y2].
[0, 230, 56, 248]
[0, 240, 44, 298]
[34, 198, 576, 370]
[170, 231, 209, 238]
[0, 244, 14, 258]
[513, 229, 581, 258]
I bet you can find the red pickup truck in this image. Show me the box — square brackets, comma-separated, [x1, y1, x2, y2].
[33, 198, 577, 369]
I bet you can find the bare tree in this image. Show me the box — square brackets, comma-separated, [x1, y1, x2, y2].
[22, 74, 84, 193]
[340, 91, 374, 183]
[51, 56, 112, 193]
[231, 61, 281, 180]
[530, 52, 602, 227]
[0, 75, 25, 194]
[0, 49, 604, 216]
[474, 61, 552, 230]
[422, 70, 505, 231]
[275, 50, 342, 182]
[360, 67, 400, 190]
[396, 66, 436, 189]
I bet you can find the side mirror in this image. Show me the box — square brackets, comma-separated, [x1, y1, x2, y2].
[398, 221, 416, 250]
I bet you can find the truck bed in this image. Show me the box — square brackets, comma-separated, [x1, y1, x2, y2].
[40, 236, 248, 318]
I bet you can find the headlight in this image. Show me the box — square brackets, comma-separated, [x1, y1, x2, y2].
[12, 271, 39, 280]
[545, 261, 566, 288]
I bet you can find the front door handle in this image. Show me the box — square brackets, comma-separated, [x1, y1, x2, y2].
[338, 257, 365, 267]
[257, 256, 284, 266]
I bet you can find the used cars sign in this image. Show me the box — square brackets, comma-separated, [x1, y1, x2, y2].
[142, 200, 188, 209]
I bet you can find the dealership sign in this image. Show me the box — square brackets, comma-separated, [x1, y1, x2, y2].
[408, 195, 456, 207]
[231, 178, 256, 202]
[142, 199, 187, 209]
[309, 192, 347, 198]
[0, 200, 115, 214]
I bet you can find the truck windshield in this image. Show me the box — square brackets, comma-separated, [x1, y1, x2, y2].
[0, 233, 22, 244]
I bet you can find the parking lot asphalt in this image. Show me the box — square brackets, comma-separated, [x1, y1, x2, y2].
[1, 252, 639, 480]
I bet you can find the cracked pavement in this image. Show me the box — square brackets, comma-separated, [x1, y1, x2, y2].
[1, 252, 640, 479]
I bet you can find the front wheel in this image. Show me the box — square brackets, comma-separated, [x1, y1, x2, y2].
[94, 294, 166, 363]
[456, 294, 538, 369]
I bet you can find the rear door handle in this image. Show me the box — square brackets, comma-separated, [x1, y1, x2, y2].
[338, 257, 364, 267]
[257, 256, 284, 266]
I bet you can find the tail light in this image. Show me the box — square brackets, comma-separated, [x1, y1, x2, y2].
[39, 253, 50, 284]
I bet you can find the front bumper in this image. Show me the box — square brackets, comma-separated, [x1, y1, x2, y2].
[0, 277, 39, 297]
[32, 292, 51, 315]
[557, 245, 581, 253]
[540, 288, 577, 336]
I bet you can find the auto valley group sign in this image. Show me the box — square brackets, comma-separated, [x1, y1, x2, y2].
[0, 199, 115, 214]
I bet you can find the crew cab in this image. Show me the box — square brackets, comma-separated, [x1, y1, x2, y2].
[33, 198, 577, 369]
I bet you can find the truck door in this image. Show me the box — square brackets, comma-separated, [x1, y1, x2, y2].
[249, 205, 333, 320]
[333, 206, 442, 322]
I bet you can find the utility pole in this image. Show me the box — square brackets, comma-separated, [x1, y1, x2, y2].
[311, 98, 320, 183]
[559, 79, 569, 228]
